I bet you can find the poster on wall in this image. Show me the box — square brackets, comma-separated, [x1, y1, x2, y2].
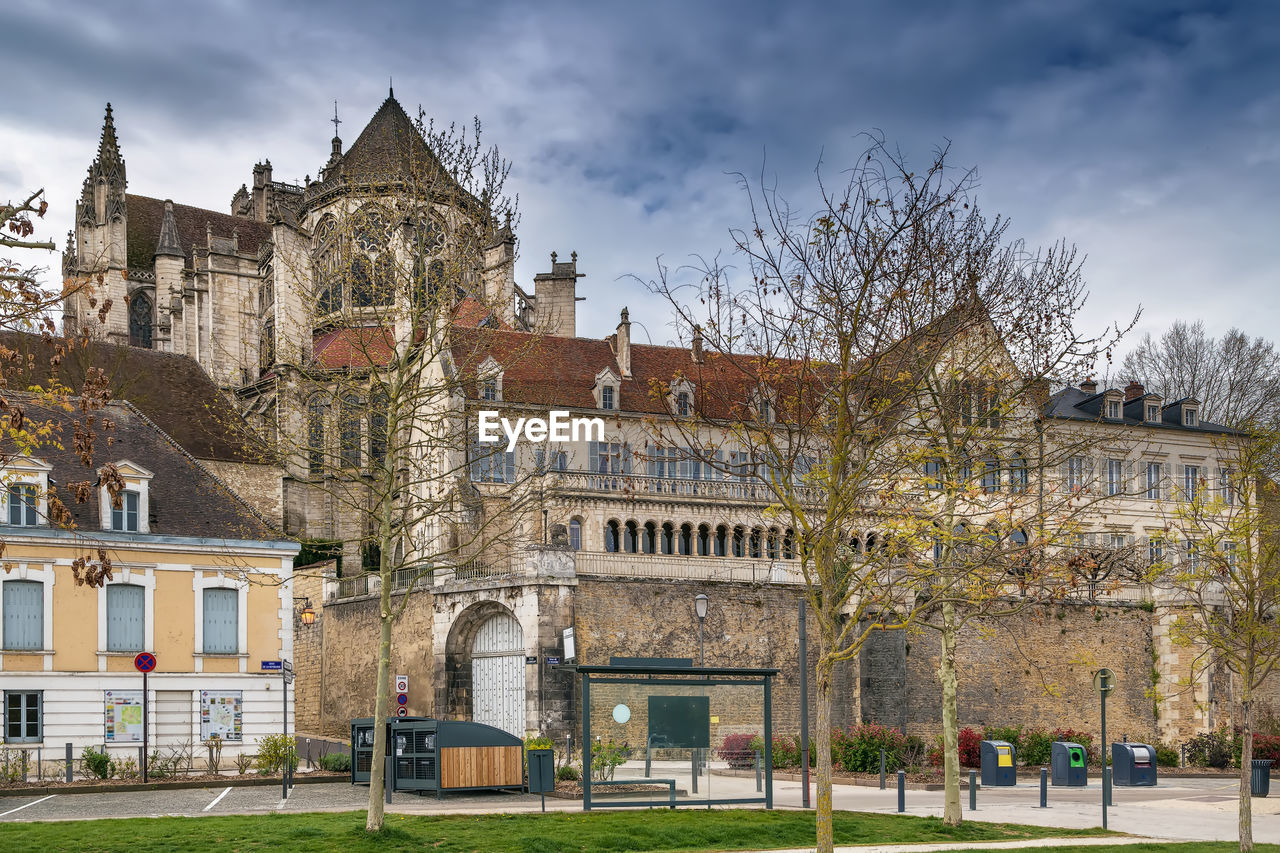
[199, 690, 243, 741]
[104, 690, 144, 742]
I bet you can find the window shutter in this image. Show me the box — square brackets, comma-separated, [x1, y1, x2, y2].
[202, 588, 238, 654]
[622, 443, 633, 475]
[504, 451, 516, 484]
[106, 584, 144, 652]
[1059, 460, 1070, 491]
[1126, 461, 1135, 494]
[2, 581, 43, 651]
[1086, 457, 1097, 493]
[1177, 464, 1186, 500]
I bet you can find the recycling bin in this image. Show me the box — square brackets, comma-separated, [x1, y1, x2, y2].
[350, 717, 380, 783]
[1051, 741, 1088, 786]
[980, 740, 1017, 786]
[1112, 742, 1157, 786]
[527, 748, 555, 793]
[1252, 759, 1273, 797]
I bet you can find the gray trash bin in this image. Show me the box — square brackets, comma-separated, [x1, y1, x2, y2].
[980, 740, 1017, 786]
[1112, 743, 1157, 786]
[1051, 741, 1088, 786]
[1252, 759, 1273, 797]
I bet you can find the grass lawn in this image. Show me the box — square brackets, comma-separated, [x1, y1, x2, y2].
[0, 808, 1106, 852]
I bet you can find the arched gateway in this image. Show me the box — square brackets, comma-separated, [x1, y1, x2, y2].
[470, 612, 525, 736]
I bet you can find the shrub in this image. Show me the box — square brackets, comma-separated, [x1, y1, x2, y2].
[1155, 743, 1179, 767]
[203, 735, 224, 773]
[590, 740, 627, 781]
[1, 747, 32, 783]
[254, 734, 299, 775]
[982, 725, 1023, 757]
[719, 733, 759, 769]
[234, 753, 254, 775]
[1185, 728, 1233, 769]
[831, 723, 913, 773]
[1020, 726, 1053, 766]
[556, 764, 580, 782]
[755, 734, 802, 769]
[318, 751, 351, 773]
[927, 726, 983, 768]
[82, 746, 114, 780]
[1253, 734, 1280, 763]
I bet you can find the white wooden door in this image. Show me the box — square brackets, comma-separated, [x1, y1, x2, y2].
[471, 613, 524, 736]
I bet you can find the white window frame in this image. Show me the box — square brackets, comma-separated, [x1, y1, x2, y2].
[1183, 407, 1198, 427]
[1106, 458, 1124, 496]
[0, 563, 55, 666]
[1106, 399, 1121, 420]
[98, 461, 153, 534]
[1146, 403, 1160, 423]
[477, 356, 503, 402]
[594, 368, 620, 411]
[96, 568, 156, 665]
[1184, 464, 1201, 502]
[2, 457, 52, 528]
[192, 572, 248, 672]
[1146, 461, 1163, 500]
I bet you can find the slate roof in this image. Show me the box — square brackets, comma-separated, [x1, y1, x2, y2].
[0, 331, 270, 464]
[125, 194, 270, 269]
[3, 396, 280, 542]
[1044, 386, 1236, 435]
[335, 96, 443, 182]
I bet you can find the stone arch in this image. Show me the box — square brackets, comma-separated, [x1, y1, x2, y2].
[442, 601, 526, 735]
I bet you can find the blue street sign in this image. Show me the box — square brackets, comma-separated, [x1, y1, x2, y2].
[261, 661, 283, 671]
[546, 656, 561, 665]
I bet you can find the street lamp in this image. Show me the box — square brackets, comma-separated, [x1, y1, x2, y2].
[693, 593, 709, 665]
[294, 597, 316, 627]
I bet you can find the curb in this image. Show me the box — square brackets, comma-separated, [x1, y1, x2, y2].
[0, 773, 347, 798]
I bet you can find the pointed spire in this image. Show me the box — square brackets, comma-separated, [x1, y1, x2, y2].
[155, 200, 183, 258]
[94, 102, 123, 171]
[389, 77, 394, 99]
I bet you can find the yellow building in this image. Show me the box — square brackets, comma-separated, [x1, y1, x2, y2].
[2, 398, 298, 758]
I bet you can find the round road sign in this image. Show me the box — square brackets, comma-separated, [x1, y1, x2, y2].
[134, 652, 157, 673]
[396, 706, 408, 717]
[396, 693, 408, 705]
[1093, 668, 1115, 693]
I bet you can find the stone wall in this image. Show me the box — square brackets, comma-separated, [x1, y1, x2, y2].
[861, 601, 1159, 743]
[201, 460, 283, 526]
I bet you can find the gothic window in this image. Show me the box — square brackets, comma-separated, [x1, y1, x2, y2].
[369, 388, 389, 466]
[128, 291, 153, 349]
[339, 394, 362, 468]
[313, 216, 340, 315]
[348, 256, 374, 308]
[307, 396, 327, 475]
[260, 318, 275, 371]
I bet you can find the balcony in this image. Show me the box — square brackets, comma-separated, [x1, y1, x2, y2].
[546, 471, 823, 505]
[574, 550, 805, 585]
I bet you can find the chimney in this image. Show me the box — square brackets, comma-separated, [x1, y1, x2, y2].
[691, 325, 704, 364]
[615, 307, 632, 378]
[1079, 378, 1098, 394]
[1124, 380, 1146, 402]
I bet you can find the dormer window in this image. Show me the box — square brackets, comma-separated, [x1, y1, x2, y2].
[752, 387, 776, 424]
[1183, 407, 1198, 427]
[601, 386, 615, 410]
[1107, 400, 1121, 420]
[7, 485, 38, 526]
[1146, 404, 1159, 423]
[668, 378, 695, 417]
[112, 490, 140, 532]
[477, 357, 503, 403]
[676, 392, 690, 416]
[594, 367, 621, 411]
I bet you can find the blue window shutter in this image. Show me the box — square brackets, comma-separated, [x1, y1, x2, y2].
[3, 581, 43, 651]
[504, 451, 515, 484]
[106, 584, 144, 652]
[203, 588, 238, 654]
[588, 441, 598, 474]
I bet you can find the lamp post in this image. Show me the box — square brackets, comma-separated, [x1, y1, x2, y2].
[693, 593, 709, 794]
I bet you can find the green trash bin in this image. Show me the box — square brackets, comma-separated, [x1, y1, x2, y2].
[1252, 759, 1272, 797]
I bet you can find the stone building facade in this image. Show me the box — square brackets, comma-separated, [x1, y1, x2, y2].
[57, 93, 1277, 754]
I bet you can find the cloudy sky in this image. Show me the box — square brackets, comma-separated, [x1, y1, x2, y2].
[3, 0, 1277, 361]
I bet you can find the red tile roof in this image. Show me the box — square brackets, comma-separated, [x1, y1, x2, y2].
[312, 326, 396, 369]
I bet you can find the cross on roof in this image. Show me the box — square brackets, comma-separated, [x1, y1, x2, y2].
[331, 101, 341, 137]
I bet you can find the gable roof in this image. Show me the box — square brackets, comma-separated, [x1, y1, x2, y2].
[2, 396, 281, 542]
[125, 194, 271, 269]
[0, 331, 271, 464]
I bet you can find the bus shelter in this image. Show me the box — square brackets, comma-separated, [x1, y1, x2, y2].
[578, 663, 778, 810]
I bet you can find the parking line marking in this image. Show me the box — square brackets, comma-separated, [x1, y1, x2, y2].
[203, 786, 233, 812]
[0, 794, 56, 818]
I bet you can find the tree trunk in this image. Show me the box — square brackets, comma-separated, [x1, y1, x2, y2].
[939, 601, 962, 827]
[815, 652, 835, 853]
[365, 576, 394, 831]
[1239, 691, 1253, 853]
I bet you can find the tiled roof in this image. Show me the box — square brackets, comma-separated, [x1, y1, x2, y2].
[125, 194, 271, 269]
[3, 396, 280, 541]
[0, 332, 270, 464]
[312, 326, 395, 370]
[333, 96, 442, 183]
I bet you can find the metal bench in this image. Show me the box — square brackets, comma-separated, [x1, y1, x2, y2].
[590, 778, 677, 808]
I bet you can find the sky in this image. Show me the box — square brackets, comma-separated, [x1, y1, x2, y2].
[3, 0, 1277, 366]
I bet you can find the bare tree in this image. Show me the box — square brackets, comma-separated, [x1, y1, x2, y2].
[1121, 321, 1280, 427]
[646, 135, 1129, 849]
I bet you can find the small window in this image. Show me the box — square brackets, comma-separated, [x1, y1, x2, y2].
[106, 584, 145, 652]
[482, 379, 498, 402]
[1184, 465, 1201, 501]
[111, 490, 140, 533]
[2, 580, 44, 651]
[339, 394, 362, 468]
[1148, 537, 1165, 565]
[1221, 467, 1235, 506]
[1184, 408, 1198, 427]
[1107, 400, 1121, 419]
[1222, 540, 1237, 569]
[981, 455, 1000, 493]
[568, 519, 582, 551]
[1009, 456, 1028, 493]
[7, 484, 38, 526]
[758, 397, 772, 423]
[1146, 404, 1159, 423]
[676, 392, 690, 417]
[604, 520, 620, 553]
[307, 396, 327, 475]
[601, 385, 615, 410]
[1146, 462, 1162, 500]
[924, 457, 942, 491]
[1106, 459, 1124, 497]
[1066, 456, 1086, 492]
[202, 588, 239, 654]
[3, 691, 42, 743]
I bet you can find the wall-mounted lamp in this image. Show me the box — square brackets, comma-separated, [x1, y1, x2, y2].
[294, 596, 316, 627]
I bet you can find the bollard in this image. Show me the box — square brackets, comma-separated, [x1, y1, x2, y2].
[880, 749, 886, 789]
[1181, 743, 1186, 768]
[969, 769, 977, 811]
[65, 742, 73, 783]
[36, 748, 41, 783]
[139, 746, 145, 777]
[384, 754, 393, 804]
[306, 738, 312, 770]
[1040, 766, 1048, 807]
[897, 769, 905, 813]
[755, 751, 762, 792]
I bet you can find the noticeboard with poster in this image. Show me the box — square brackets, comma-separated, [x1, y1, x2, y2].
[104, 690, 144, 742]
[200, 690, 243, 741]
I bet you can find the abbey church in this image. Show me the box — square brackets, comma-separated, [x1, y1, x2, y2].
[54, 95, 1274, 750]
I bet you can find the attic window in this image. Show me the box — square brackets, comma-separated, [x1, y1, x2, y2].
[676, 392, 690, 417]
[601, 385, 615, 411]
[1106, 400, 1121, 420]
[1183, 408, 1198, 427]
[1146, 404, 1159, 423]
